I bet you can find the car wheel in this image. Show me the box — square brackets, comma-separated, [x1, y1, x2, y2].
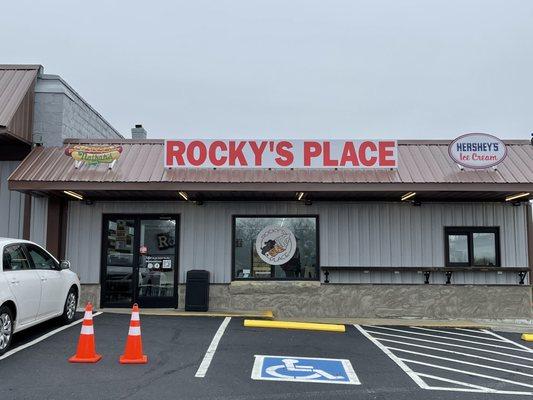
[62, 289, 78, 324]
[0, 305, 14, 356]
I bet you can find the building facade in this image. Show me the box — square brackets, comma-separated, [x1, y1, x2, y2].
[8, 138, 533, 319]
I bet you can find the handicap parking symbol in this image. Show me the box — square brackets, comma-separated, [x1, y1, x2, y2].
[251, 355, 360, 385]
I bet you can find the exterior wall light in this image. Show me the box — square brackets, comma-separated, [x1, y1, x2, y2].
[505, 192, 530, 202]
[178, 191, 189, 201]
[63, 190, 83, 200]
[401, 192, 416, 201]
[296, 192, 305, 201]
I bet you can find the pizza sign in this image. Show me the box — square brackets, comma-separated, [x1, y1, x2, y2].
[448, 133, 507, 169]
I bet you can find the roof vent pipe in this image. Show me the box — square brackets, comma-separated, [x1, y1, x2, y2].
[131, 124, 147, 140]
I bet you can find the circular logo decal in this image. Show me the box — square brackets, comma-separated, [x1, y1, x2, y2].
[448, 133, 507, 169]
[255, 225, 297, 265]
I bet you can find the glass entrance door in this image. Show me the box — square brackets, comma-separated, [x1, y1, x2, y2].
[101, 215, 179, 308]
[137, 218, 178, 307]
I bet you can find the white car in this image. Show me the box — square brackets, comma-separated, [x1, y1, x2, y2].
[0, 238, 81, 355]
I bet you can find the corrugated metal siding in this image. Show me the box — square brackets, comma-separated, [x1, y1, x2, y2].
[29, 196, 48, 246]
[0, 161, 24, 238]
[9, 141, 533, 185]
[65, 201, 528, 285]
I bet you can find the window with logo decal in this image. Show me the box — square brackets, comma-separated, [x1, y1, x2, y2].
[233, 216, 318, 280]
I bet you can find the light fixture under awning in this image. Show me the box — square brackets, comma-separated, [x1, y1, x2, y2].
[505, 192, 530, 202]
[178, 191, 189, 201]
[63, 190, 83, 200]
[401, 192, 416, 201]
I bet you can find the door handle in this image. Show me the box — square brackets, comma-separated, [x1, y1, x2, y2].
[9, 278, 19, 285]
[40, 276, 47, 282]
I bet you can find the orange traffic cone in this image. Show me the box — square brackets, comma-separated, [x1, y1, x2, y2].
[119, 303, 148, 364]
[68, 303, 102, 363]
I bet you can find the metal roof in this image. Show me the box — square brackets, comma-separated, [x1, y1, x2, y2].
[0, 65, 40, 145]
[9, 140, 533, 200]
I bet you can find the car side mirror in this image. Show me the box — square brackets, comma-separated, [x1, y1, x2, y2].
[60, 260, 71, 270]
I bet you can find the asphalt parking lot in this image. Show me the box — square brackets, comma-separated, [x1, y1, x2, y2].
[0, 313, 532, 400]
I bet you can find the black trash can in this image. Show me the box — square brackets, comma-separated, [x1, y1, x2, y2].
[185, 270, 210, 311]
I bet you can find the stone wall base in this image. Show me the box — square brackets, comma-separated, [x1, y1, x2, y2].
[79, 284, 101, 309]
[83, 282, 533, 319]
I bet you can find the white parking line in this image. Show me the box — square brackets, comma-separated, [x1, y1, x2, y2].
[0, 312, 103, 361]
[377, 338, 533, 370]
[364, 329, 533, 361]
[483, 329, 533, 353]
[416, 373, 533, 396]
[409, 327, 508, 342]
[365, 325, 527, 351]
[455, 328, 492, 334]
[195, 317, 231, 378]
[388, 346, 533, 378]
[416, 372, 500, 393]
[353, 325, 429, 389]
[400, 358, 533, 389]
[357, 325, 533, 396]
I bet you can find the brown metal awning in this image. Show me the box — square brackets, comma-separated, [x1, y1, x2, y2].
[0, 65, 40, 156]
[8, 138, 533, 202]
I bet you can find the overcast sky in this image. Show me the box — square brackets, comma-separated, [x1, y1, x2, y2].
[2, 0, 532, 140]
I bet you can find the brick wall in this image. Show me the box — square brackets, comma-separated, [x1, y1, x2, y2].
[33, 74, 122, 147]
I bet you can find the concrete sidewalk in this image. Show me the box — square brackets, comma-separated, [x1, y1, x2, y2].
[98, 308, 533, 333]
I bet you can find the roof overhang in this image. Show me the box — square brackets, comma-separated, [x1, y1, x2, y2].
[10, 183, 533, 203]
[8, 139, 533, 202]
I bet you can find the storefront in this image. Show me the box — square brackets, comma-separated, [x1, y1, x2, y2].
[7, 136, 533, 318]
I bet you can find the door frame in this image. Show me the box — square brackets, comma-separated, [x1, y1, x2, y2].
[100, 213, 180, 308]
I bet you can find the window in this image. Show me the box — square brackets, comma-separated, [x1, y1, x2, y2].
[2, 245, 32, 271]
[26, 244, 59, 270]
[233, 216, 318, 280]
[445, 227, 500, 267]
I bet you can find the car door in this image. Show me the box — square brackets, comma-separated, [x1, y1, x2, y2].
[25, 244, 65, 318]
[2, 244, 42, 326]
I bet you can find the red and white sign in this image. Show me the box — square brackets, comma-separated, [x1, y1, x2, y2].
[449, 133, 507, 169]
[164, 139, 397, 169]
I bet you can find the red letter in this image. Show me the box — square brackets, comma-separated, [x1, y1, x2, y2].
[186, 140, 207, 166]
[275, 141, 294, 167]
[208, 141, 228, 166]
[378, 141, 396, 167]
[323, 141, 338, 167]
[359, 141, 378, 167]
[166, 140, 185, 166]
[229, 141, 248, 166]
[248, 141, 268, 166]
[339, 142, 359, 167]
[304, 141, 322, 166]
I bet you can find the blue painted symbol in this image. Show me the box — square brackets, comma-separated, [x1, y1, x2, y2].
[252, 355, 360, 385]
